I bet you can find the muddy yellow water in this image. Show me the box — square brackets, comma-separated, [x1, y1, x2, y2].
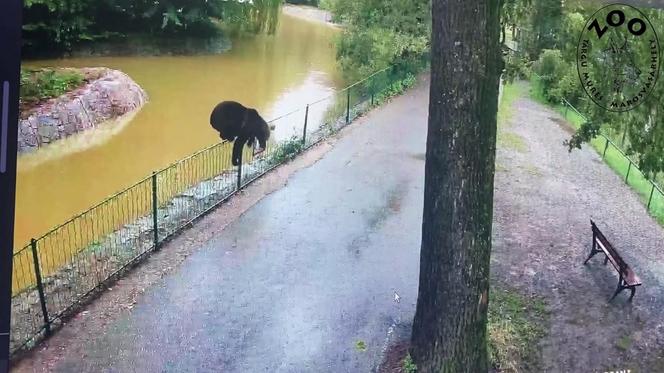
[13, 13, 341, 291]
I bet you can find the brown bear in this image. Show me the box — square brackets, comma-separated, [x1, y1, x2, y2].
[209, 101, 271, 166]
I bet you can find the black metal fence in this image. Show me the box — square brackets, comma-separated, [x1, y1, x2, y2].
[9, 64, 417, 356]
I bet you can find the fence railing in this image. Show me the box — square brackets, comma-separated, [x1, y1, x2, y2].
[9, 64, 418, 356]
[530, 72, 664, 224]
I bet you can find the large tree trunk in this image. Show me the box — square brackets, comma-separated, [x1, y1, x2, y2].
[410, 0, 502, 372]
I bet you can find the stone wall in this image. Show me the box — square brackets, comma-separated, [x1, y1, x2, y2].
[18, 68, 148, 153]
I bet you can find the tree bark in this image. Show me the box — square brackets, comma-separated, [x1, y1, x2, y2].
[410, 0, 502, 372]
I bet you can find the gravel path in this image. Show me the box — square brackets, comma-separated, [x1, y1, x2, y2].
[492, 83, 664, 372]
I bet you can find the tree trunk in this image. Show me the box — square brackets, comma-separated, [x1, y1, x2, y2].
[410, 0, 502, 372]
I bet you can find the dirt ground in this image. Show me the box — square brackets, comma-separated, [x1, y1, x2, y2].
[491, 84, 664, 372]
[378, 83, 664, 373]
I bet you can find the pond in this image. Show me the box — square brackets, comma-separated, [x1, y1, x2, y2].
[15, 12, 342, 249]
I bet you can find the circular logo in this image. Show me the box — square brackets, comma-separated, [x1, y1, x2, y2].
[577, 3, 660, 112]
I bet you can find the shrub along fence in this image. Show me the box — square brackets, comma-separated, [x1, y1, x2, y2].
[9, 64, 418, 356]
[530, 73, 664, 225]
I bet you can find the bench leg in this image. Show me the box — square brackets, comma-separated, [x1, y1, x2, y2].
[610, 277, 626, 301]
[610, 286, 623, 301]
[583, 247, 602, 265]
[629, 287, 636, 301]
[604, 255, 609, 265]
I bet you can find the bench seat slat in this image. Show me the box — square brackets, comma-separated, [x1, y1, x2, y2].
[593, 224, 642, 287]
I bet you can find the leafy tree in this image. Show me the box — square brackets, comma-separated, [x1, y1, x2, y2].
[500, 0, 530, 43]
[21, 0, 284, 55]
[531, 0, 563, 55]
[327, 0, 431, 81]
[566, 9, 664, 177]
[410, 0, 502, 371]
[22, 0, 95, 53]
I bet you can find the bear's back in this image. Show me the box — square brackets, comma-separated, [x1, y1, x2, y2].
[210, 101, 247, 138]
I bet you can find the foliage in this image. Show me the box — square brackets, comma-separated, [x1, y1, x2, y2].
[22, 0, 96, 53]
[268, 136, 304, 166]
[488, 288, 548, 372]
[22, 0, 283, 55]
[532, 49, 565, 100]
[522, 5, 664, 177]
[503, 53, 532, 83]
[402, 353, 417, 373]
[325, 0, 430, 81]
[532, 49, 581, 104]
[531, 0, 563, 55]
[501, 0, 530, 43]
[19, 68, 85, 104]
[373, 72, 417, 105]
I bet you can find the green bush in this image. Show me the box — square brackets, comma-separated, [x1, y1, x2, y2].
[374, 72, 417, 104]
[533, 49, 569, 103]
[268, 136, 304, 166]
[402, 353, 417, 373]
[20, 68, 85, 103]
[548, 65, 582, 105]
[330, 0, 430, 82]
[503, 53, 531, 83]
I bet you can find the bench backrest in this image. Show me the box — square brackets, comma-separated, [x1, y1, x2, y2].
[591, 220, 630, 275]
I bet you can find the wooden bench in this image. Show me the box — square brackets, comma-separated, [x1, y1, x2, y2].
[584, 220, 642, 301]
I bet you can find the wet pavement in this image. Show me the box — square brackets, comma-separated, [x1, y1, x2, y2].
[51, 77, 430, 372]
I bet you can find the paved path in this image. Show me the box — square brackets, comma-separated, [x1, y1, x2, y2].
[48, 78, 430, 373]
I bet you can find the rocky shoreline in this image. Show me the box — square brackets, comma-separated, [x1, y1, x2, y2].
[18, 68, 148, 153]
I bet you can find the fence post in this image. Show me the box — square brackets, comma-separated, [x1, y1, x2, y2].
[564, 103, 568, 119]
[602, 138, 609, 159]
[30, 239, 51, 336]
[345, 88, 350, 124]
[302, 104, 309, 147]
[625, 161, 632, 183]
[236, 151, 243, 190]
[370, 88, 374, 107]
[151, 172, 159, 250]
[648, 183, 655, 210]
[621, 131, 627, 148]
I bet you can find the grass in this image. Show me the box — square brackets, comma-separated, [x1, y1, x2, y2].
[402, 353, 417, 373]
[498, 80, 529, 129]
[394, 287, 548, 373]
[522, 164, 542, 177]
[615, 335, 632, 351]
[20, 68, 85, 105]
[267, 136, 304, 166]
[528, 76, 664, 226]
[499, 132, 528, 153]
[488, 288, 549, 372]
[498, 81, 529, 153]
